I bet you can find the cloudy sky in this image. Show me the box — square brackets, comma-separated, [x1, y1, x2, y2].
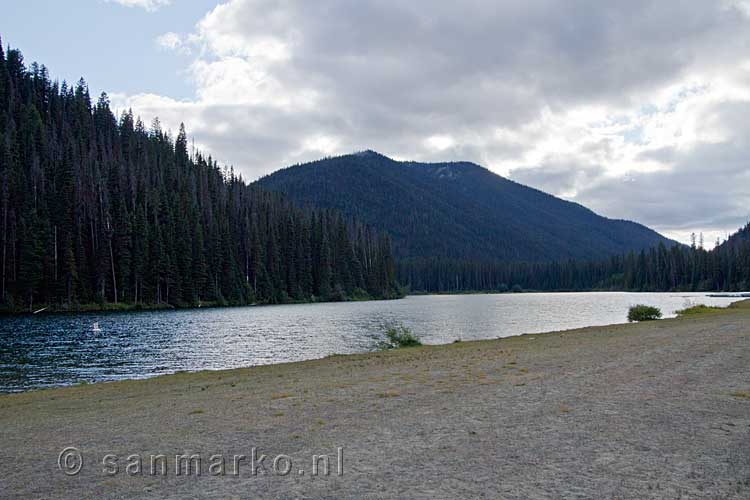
[5, 0, 750, 246]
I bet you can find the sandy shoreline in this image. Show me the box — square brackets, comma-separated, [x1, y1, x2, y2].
[2, 302, 749, 499]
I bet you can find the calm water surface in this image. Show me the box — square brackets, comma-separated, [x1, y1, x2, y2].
[0, 292, 738, 392]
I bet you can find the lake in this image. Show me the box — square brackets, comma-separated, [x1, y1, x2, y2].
[0, 292, 739, 392]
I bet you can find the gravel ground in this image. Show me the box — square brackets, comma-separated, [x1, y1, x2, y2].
[1, 302, 749, 499]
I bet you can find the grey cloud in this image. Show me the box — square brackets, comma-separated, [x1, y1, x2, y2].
[637, 147, 678, 164]
[127, 0, 750, 237]
[573, 141, 750, 232]
[511, 101, 750, 236]
[510, 163, 605, 197]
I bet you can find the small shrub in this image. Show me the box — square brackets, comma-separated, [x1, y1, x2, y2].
[627, 304, 662, 322]
[350, 287, 370, 300]
[379, 323, 422, 349]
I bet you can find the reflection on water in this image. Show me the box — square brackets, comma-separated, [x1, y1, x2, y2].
[0, 292, 737, 392]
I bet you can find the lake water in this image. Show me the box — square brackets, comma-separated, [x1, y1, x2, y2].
[0, 292, 739, 392]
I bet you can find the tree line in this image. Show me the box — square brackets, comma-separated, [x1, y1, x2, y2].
[0, 42, 399, 312]
[399, 225, 750, 293]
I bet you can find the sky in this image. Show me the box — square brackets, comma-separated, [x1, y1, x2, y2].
[4, 0, 750, 246]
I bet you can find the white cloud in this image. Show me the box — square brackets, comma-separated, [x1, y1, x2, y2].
[301, 135, 341, 156]
[106, 0, 171, 12]
[113, 0, 750, 241]
[425, 135, 455, 152]
[155, 32, 189, 54]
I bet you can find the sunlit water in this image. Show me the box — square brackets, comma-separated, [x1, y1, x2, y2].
[0, 292, 739, 392]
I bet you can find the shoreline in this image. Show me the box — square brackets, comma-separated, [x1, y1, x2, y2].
[2, 300, 749, 498]
[0, 292, 405, 316]
[1, 288, 742, 316]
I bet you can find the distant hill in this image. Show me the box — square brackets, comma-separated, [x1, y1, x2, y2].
[257, 151, 674, 262]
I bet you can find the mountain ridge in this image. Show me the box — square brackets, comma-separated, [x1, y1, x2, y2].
[257, 151, 675, 262]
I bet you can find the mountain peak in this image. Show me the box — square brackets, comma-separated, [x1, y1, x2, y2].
[350, 149, 390, 159]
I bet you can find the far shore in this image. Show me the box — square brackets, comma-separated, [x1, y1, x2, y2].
[0, 292, 404, 316]
[2, 288, 744, 316]
[2, 300, 749, 498]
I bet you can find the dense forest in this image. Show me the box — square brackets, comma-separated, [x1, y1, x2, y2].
[258, 150, 672, 262]
[400, 225, 750, 293]
[0, 42, 400, 312]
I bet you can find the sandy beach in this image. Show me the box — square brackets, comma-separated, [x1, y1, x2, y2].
[1, 302, 749, 499]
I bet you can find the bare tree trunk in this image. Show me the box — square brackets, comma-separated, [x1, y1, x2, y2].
[53, 225, 58, 282]
[109, 240, 117, 304]
[1, 203, 6, 301]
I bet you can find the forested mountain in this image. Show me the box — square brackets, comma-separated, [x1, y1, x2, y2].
[0, 42, 399, 312]
[258, 150, 674, 262]
[400, 224, 750, 293]
[258, 152, 749, 294]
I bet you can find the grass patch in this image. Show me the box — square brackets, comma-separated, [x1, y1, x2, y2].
[270, 392, 293, 400]
[376, 390, 401, 398]
[188, 409, 205, 415]
[628, 305, 662, 322]
[730, 391, 750, 399]
[676, 304, 725, 316]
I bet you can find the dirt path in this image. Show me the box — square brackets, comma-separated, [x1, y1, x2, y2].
[1, 303, 749, 499]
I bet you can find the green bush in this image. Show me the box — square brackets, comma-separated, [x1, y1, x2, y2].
[627, 304, 662, 322]
[379, 323, 422, 349]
